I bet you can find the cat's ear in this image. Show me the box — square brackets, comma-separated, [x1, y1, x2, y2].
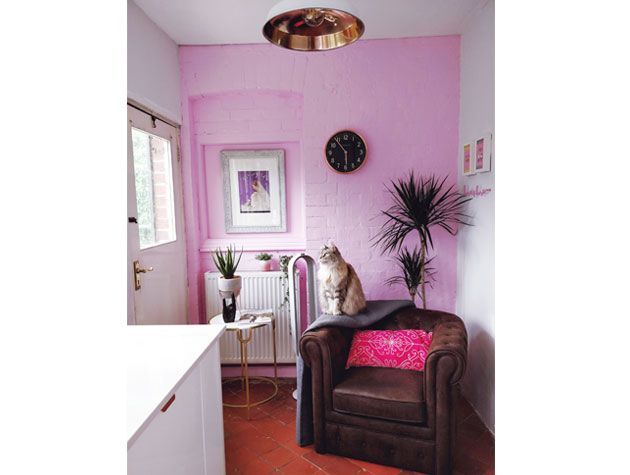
[327, 239, 337, 251]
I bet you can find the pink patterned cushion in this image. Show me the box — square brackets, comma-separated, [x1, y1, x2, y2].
[345, 329, 433, 372]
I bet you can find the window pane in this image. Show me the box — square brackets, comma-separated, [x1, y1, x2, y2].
[131, 128, 177, 249]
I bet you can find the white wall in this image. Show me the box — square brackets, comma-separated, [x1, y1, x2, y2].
[127, 0, 181, 123]
[456, 0, 495, 431]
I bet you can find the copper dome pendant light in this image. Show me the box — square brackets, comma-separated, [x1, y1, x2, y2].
[263, 0, 365, 52]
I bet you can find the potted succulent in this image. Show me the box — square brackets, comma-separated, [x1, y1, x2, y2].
[212, 245, 243, 297]
[255, 252, 273, 271]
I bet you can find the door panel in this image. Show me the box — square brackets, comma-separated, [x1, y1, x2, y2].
[128, 105, 187, 325]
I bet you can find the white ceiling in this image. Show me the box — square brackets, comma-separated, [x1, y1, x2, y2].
[132, 0, 483, 46]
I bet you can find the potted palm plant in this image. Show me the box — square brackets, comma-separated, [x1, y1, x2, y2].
[212, 245, 243, 297]
[374, 172, 471, 308]
[255, 252, 273, 271]
[385, 247, 435, 304]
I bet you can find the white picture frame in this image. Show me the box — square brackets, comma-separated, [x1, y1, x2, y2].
[474, 133, 492, 173]
[221, 149, 287, 233]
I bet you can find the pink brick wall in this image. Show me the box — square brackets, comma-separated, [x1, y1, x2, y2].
[179, 37, 460, 324]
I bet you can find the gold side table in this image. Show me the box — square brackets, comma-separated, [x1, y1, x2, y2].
[210, 311, 278, 420]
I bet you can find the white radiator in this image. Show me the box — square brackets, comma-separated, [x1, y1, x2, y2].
[204, 271, 299, 364]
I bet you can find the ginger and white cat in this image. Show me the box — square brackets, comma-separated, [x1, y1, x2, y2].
[318, 242, 367, 316]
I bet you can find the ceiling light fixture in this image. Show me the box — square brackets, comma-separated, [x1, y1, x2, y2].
[263, 0, 365, 52]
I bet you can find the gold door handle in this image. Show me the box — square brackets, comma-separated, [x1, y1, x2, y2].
[133, 260, 154, 290]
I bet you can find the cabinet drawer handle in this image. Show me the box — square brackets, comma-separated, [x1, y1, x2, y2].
[161, 394, 176, 412]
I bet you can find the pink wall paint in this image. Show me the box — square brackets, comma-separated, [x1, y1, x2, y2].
[180, 37, 461, 325]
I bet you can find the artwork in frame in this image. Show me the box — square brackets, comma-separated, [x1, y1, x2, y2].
[221, 149, 287, 233]
[474, 133, 492, 173]
[462, 142, 475, 176]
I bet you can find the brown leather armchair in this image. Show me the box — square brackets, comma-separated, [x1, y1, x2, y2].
[300, 307, 467, 475]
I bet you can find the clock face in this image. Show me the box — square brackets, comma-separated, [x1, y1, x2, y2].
[324, 130, 367, 173]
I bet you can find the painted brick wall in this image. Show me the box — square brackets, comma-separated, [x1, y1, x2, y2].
[193, 91, 305, 250]
[180, 37, 460, 324]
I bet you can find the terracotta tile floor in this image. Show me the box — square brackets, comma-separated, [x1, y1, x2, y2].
[222, 378, 494, 475]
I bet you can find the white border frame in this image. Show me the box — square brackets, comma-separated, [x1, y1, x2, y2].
[474, 133, 493, 173]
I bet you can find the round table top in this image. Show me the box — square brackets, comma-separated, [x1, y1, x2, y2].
[210, 310, 274, 331]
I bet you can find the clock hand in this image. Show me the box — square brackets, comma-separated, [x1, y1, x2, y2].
[334, 137, 347, 153]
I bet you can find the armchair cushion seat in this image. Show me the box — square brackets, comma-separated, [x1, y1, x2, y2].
[332, 366, 426, 424]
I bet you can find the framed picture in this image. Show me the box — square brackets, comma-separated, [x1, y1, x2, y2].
[221, 149, 287, 233]
[462, 143, 475, 176]
[474, 133, 492, 173]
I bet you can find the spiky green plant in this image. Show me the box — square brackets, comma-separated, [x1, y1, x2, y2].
[385, 247, 435, 304]
[255, 253, 273, 261]
[212, 245, 243, 279]
[374, 172, 471, 308]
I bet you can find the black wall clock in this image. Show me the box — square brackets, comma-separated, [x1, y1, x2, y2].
[324, 130, 367, 173]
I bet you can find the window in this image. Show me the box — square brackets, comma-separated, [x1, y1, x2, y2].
[131, 128, 177, 249]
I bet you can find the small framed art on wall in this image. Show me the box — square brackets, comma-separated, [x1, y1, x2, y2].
[474, 133, 492, 173]
[463, 142, 474, 176]
[462, 133, 492, 176]
[220, 149, 287, 233]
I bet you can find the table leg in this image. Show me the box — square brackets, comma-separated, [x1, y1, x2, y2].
[239, 331, 245, 390]
[272, 318, 278, 386]
[243, 329, 250, 420]
[221, 323, 278, 414]
[236, 328, 254, 420]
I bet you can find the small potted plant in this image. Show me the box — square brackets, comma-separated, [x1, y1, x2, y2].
[212, 245, 243, 297]
[255, 252, 273, 271]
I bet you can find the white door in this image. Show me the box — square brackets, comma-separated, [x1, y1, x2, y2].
[128, 105, 187, 325]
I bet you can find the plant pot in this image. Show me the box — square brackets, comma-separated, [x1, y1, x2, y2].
[218, 275, 242, 298]
[257, 260, 272, 271]
[221, 295, 237, 323]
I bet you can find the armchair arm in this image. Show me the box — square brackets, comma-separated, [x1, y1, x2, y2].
[422, 314, 467, 472]
[424, 315, 467, 385]
[300, 326, 352, 385]
[300, 327, 353, 452]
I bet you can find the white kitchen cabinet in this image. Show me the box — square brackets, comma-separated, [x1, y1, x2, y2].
[199, 344, 226, 475]
[127, 325, 225, 475]
[128, 365, 206, 475]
